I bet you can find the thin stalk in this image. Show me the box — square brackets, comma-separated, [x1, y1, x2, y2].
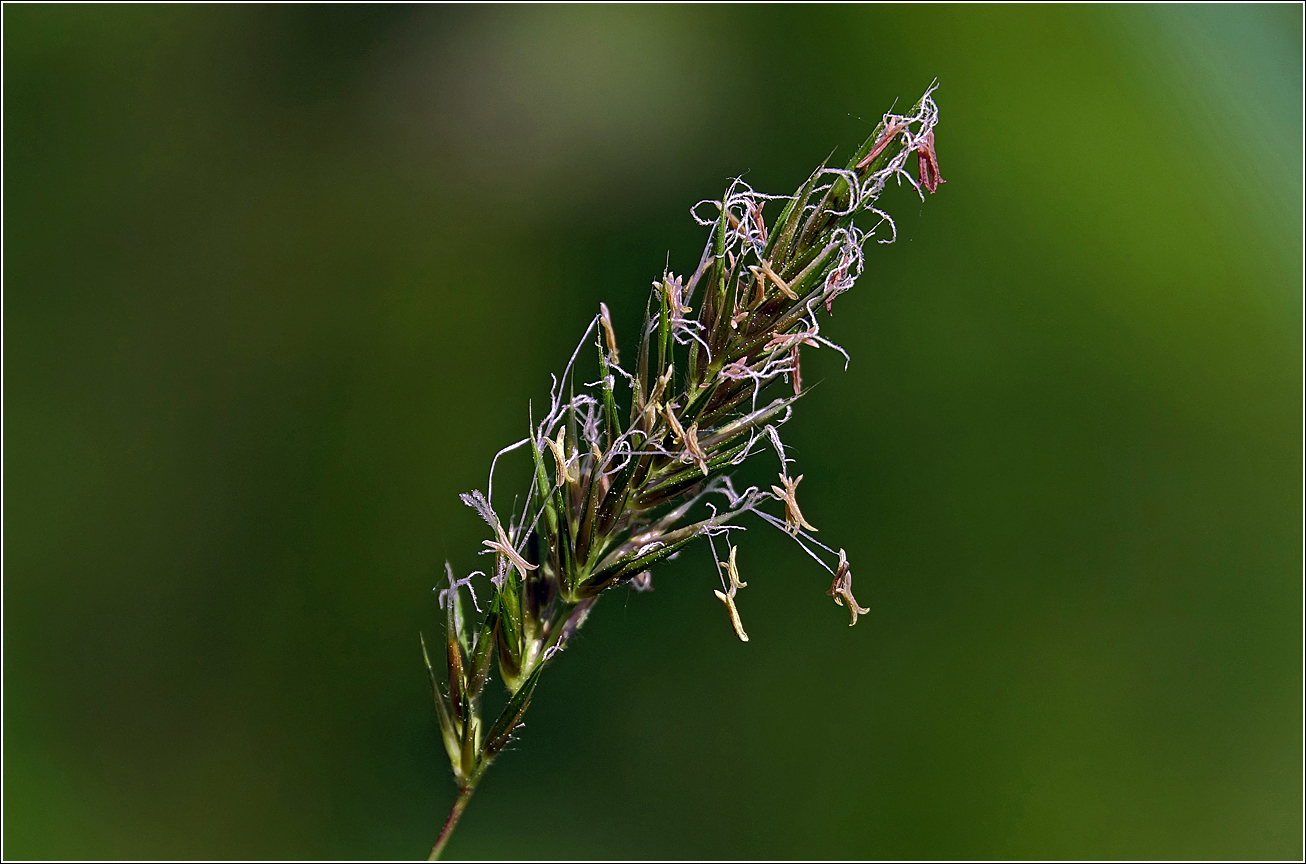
[429, 786, 474, 861]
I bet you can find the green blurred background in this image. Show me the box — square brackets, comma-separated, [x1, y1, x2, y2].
[4, 4, 1301, 860]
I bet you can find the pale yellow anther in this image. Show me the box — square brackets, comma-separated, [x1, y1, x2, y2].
[713, 590, 749, 642]
[663, 274, 692, 317]
[483, 521, 538, 575]
[719, 545, 747, 591]
[598, 302, 620, 365]
[641, 365, 674, 428]
[750, 260, 797, 300]
[546, 428, 576, 487]
[685, 421, 709, 477]
[665, 404, 708, 477]
[651, 365, 674, 404]
[663, 402, 686, 442]
[827, 548, 869, 626]
[713, 545, 749, 642]
[771, 473, 817, 535]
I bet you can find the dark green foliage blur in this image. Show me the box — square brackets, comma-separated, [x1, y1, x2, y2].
[4, 4, 1300, 860]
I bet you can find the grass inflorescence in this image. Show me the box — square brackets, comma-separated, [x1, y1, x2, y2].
[423, 83, 944, 859]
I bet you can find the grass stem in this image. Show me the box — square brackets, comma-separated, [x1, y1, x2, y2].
[429, 786, 473, 861]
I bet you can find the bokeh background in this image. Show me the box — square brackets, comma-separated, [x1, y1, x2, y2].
[4, 4, 1301, 860]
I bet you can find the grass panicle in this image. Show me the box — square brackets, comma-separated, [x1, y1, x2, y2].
[424, 83, 943, 860]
